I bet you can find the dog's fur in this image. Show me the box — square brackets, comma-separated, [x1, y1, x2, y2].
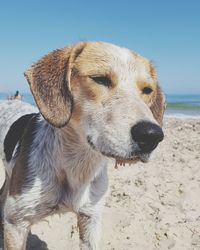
[0, 41, 165, 250]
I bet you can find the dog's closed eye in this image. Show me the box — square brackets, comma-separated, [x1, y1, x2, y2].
[90, 76, 112, 87]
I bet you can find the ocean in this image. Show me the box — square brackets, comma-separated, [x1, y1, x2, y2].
[165, 94, 200, 118]
[0, 92, 200, 118]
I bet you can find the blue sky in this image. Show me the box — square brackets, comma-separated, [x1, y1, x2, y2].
[0, 0, 200, 94]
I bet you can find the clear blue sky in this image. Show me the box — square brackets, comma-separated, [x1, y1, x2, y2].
[0, 0, 200, 94]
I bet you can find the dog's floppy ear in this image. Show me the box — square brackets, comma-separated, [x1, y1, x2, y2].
[150, 85, 166, 126]
[24, 43, 85, 127]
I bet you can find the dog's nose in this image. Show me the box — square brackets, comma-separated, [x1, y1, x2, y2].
[131, 121, 164, 153]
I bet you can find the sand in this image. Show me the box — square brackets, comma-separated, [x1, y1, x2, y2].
[0, 117, 200, 250]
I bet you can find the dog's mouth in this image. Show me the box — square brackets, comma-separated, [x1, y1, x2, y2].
[87, 136, 150, 164]
[114, 152, 150, 166]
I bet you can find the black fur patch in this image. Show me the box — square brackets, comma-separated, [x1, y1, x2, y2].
[9, 113, 41, 196]
[4, 113, 37, 162]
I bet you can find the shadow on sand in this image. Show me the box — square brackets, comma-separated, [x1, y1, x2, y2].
[0, 229, 49, 250]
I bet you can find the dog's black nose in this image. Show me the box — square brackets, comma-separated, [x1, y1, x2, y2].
[131, 121, 164, 153]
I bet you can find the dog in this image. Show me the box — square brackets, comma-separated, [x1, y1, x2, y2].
[0, 41, 165, 250]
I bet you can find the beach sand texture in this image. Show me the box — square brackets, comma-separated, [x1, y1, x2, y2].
[0, 118, 200, 250]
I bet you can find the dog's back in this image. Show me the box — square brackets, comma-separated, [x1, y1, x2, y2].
[0, 100, 38, 163]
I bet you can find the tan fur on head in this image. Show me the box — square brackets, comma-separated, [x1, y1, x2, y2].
[25, 41, 165, 130]
[24, 43, 86, 128]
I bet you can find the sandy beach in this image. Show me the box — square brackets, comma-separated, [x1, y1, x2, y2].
[0, 117, 200, 250]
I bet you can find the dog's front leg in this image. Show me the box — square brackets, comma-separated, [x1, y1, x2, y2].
[77, 210, 102, 250]
[4, 217, 29, 250]
[3, 195, 31, 250]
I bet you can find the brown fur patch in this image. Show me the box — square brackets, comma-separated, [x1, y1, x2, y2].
[115, 159, 139, 168]
[77, 213, 91, 241]
[135, 61, 165, 125]
[72, 42, 119, 79]
[150, 85, 166, 126]
[25, 48, 73, 128]
[24, 43, 86, 128]
[70, 103, 82, 123]
[149, 62, 157, 80]
[136, 80, 157, 104]
[77, 76, 101, 101]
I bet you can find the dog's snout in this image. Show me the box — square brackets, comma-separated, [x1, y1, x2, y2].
[131, 121, 164, 153]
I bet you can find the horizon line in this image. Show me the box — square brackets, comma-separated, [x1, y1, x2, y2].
[1, 91, 200, 96]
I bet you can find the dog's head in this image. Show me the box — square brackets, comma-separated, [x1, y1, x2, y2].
[25, 42, 165, 163]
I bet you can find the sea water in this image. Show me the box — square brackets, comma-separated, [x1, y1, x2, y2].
[165, 94, 200, 118]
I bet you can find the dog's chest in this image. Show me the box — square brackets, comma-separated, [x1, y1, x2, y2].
[58, 182, 91, 213]
[57, 165, 108, 213]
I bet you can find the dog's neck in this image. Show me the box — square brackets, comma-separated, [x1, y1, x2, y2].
[53, 121, 107, 188]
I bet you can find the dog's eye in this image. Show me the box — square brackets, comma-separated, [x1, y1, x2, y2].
[142, 87, 153, 95]
[90, 76, 111, 87]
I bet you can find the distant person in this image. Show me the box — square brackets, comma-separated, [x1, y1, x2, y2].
[7, 90, 23, 101]
[14, 90, 22, 100]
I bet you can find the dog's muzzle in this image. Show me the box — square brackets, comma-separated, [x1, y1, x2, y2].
[131, 121, 164, 154]
[87, 121, 164, 164]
